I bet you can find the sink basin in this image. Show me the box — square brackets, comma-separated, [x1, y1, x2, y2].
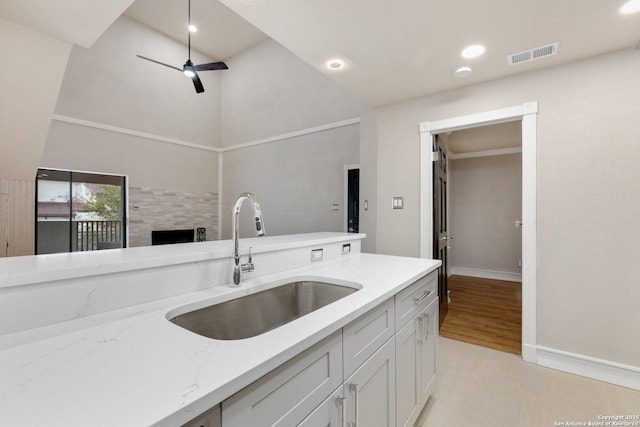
[169, 281, 359, 340]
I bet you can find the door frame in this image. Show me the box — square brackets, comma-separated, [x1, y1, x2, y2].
[419, 102, 538, 362]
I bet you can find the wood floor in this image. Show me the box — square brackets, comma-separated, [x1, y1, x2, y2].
[439, 275, 522, 354]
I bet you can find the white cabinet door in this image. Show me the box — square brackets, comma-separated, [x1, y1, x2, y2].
[182, 405, 221, 427]
[222, 331, 342, 427]
[419, 299, 438, 406]
[344, 337, 396, 427]
[298, 387, 345, 427]
[395, 316, 421, 427]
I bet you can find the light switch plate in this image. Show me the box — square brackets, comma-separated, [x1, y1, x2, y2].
[342, 243, 351, 255]
[392, 197, 404, 209]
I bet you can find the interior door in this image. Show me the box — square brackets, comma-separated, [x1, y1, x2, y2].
[432, 134, 449, 325]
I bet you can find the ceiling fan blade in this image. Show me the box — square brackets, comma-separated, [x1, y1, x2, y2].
[191, 72, 205, 93]
[193, 61, 229, 71]
[136, 55, 182, 72]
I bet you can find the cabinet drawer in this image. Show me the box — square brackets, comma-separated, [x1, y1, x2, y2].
[343, 298, 395, 378]
[395, 272, 437, 330]
[222, 331, 342, 427]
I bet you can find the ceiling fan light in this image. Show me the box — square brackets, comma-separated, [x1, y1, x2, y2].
[188, 24, 197, 32]
[184, 69, 196, 78]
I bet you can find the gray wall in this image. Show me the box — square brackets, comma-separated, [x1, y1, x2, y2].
[450, 154, 522, 275]
[374, 48, 640, 367]
[222, 125, 359, 238]
[219, 39, 364, 240]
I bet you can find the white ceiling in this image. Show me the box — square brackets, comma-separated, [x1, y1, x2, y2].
[217, 0, 640, 107]
[4, 0, 640, 108]
[123, 0, 268, 61]
[0, 0, 134, 47]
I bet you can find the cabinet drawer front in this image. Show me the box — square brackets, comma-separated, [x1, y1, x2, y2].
[395, 272, 437, 330]
[222, 331, 342, 427]
[343, 298, 395, 378]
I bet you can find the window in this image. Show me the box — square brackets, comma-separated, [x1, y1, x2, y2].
[36, 169, 127, 254]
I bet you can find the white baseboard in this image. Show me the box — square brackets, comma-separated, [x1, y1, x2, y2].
[536, 345, 640, 391]
[449, 267, 522, 282]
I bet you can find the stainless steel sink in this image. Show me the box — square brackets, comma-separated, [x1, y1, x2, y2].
[169, 281, 359, 340]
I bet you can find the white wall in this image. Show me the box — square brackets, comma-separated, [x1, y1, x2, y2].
[0, 18, 71, 256]
[375, 48, 640, 367]
[222, 125, 359, 238]
[219, 40, 364, 239]
[450, 154, 522, 276]
[220, 39, 362, 147]
[0, 17, 71, 180]
[40, 16, 221, 245]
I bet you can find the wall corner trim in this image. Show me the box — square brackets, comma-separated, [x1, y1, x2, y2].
[537, 345, 640, 391]
[220, 117, 361, 153]
[51, 114, 221, 153]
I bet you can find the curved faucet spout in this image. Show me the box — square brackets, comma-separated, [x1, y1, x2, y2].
[231, 192, 265, 286]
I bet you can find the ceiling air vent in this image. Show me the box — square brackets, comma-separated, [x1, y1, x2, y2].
[508, 42, 559, 66]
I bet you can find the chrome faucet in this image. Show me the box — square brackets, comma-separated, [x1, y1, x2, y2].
[231, 192, 265, 286]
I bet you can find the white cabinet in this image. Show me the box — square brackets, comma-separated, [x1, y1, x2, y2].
[343, 298, 395, 378]
[182, 405, 221, 427]
[419, 299, 438, 401]
[396, 298, 438, 427]
[208, 272, 437, 427]
[395, 315, 421, 427]
[221, 331, 342, 427]
[344, 337, 396, 427]
[298, 387, 344, 427]
[395, 271, 438, 427]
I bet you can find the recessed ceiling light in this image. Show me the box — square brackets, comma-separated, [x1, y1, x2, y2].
[619, 0, 640, 14]
[461, 44, 486, 59]
[188, 24, 198, 32]
[327, 58, 345, 70]
[454, 66, 472, 78]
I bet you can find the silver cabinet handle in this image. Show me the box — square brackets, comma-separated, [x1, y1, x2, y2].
[417, 315, 424, 345]
[414, 290, 432, 304]
[423, 312, 430, 341]
[336, 396, 346, 427]
[349, 383, 359, 427]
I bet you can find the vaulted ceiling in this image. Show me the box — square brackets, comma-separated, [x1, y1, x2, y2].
[127, 0, 640, 107]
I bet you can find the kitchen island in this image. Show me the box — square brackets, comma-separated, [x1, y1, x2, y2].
[0, 233, 440, 426]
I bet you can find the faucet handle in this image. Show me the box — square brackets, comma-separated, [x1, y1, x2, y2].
[241, 247, 255, 273]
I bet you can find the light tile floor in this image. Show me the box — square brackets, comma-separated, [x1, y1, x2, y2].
[419, 337, 640, 427]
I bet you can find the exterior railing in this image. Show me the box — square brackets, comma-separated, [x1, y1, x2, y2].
[75, 220, 122, 251]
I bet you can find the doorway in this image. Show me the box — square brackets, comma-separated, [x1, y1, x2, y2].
[419, 102, 538, 362]
[344, 164, 360, 233]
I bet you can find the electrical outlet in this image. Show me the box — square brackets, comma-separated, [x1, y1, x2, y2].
[342, 243, 351, 255]
[517, 259, 522, 268]
[311, 248, 323, 262]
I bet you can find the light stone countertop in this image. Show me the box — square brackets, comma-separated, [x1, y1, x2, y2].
[0, 251, 440, 426]
[0, 232, 366, 288]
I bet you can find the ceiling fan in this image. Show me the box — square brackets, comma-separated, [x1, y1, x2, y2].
[136, 0, 228, 93]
